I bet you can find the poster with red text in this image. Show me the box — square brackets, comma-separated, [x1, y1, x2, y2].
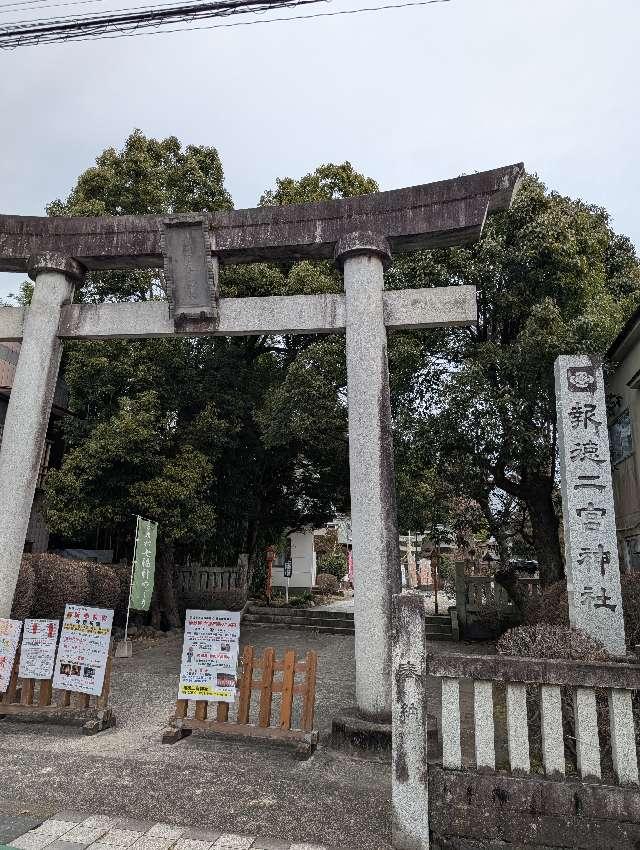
[52, 605, 113, 696]
[0, 619, 22, 693]
[19, 619, 60, 680]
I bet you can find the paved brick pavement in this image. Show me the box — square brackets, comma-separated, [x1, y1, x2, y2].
[6, 813, 345, 850]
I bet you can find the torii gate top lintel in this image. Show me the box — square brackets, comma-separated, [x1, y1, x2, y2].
[0, 163, 523, 273]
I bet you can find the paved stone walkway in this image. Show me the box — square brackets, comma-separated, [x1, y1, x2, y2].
[6, 813, 342, 850]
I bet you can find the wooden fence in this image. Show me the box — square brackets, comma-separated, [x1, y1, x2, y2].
[162, 645, 318, 754]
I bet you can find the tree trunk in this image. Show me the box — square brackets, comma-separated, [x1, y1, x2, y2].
[523, 489, 564, 587]
[150, 542, 181, 629]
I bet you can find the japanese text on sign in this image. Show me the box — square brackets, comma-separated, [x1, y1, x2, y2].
[130, 517, 157, 612]
[0, 619, 22, 693]
[18, 619, 59, 680]
[52, 605, 114, 696]
[178, 609, 240, 703]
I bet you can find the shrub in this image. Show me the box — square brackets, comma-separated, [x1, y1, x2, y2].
[29, 553, 91, 619]
[498, 623, 613, 773]
[621, 572, 640, 650]
[316, 572, 339, 593]
[524, 580, 570, 627]
[87, 561, 121, 611]
[11, 557, 35, 620]
[526, 575, 640, 653]
[497, 623, 610, 662]
[317, 552, 347, 583]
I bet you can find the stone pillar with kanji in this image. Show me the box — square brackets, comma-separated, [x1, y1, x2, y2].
[555, 355, 626, 656]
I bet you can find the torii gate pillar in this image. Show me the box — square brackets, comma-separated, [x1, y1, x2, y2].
[0, 254, 83, 618]
[338, 232, 400, 721]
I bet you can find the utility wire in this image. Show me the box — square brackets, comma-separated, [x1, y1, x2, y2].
[0, 0, 326, 45]
[1, 0, 450, 46]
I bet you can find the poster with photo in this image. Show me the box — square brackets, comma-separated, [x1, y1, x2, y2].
[0, 619, 22, 693]
[178, 610, 241, 703]
[52, 605, 113, 696]
[18, 619, 60, 680]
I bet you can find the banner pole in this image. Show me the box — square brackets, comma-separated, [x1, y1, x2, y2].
[115, 515, 139, 659]
[124, 515, 140, 640]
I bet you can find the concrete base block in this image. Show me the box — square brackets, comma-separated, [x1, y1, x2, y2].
[114, 640, 133, 658]
[331, 706, 436, 757]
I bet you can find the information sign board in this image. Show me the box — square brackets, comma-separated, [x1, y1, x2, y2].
[18, 618, 59, 680]
[0, 619, 22, 693]
[178, 610, 240, 703]
[52, 605, 114, 696]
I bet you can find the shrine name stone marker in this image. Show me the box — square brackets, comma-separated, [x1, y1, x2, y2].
[0, 163, 524, 725]
[555, 354, 626, 656]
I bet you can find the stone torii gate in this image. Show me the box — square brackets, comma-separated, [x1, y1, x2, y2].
[0, 163, 523, 723]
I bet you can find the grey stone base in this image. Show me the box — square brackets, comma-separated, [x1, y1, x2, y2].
[331, 707, 436, 757]
[430, 766, 640, 849]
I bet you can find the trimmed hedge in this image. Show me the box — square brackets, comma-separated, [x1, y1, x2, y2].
[525, 574, 640, 652]
[13, 553, 125, 621]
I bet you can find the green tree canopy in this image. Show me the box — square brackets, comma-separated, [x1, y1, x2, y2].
[43, 132, 375, 624]
[389, 175, 640, 584]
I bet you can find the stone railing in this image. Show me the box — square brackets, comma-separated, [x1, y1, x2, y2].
[455, 562, 541, 637]
[177, 554, 248, 610]
[177, 566, 243, 594]
[392, 592, 640, 850]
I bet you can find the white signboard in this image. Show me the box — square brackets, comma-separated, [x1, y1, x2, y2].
[19, 619, 60, 680]
[0, 619, 22, 693]
[178, 609, 240, 703]
[53, 605, 114, 696]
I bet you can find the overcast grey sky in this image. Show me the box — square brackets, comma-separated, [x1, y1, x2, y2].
[1, 0, 638, 299]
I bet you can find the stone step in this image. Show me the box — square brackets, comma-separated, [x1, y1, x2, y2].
[248, 605, 354, 621]
[244, 616, 355, 631]
[244, 620, 355, 636]
[425, 631, 455, 641]
[423, 622, 453, 635]
[244, 611, 354, 626]
[424, 615, 451, 625]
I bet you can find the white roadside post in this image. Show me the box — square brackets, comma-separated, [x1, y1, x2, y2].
[0, 254, 83, 617]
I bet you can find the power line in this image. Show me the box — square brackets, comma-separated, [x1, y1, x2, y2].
[1, 0, 450, 47]
[87, 0, 452, 39]
[0, 0, 327, 45]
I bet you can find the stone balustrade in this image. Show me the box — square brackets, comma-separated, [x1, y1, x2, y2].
[392, 591, 640, 850]
[455, 561, 541, 638]
[430, 652, 640, 785]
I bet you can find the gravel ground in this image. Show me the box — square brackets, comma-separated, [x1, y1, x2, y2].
[0, 627, 391, 850]
[0, 625, 495, 850]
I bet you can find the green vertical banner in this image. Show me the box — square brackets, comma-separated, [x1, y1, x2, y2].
[130, 516, 158, 611]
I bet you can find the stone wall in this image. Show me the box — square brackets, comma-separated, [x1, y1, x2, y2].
[429, 767, 640, 849]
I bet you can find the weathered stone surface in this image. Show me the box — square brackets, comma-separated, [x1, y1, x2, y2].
[0, 287, 475, 342]
[608, 688, 640, 785]
[540, 685, 565, 777]
[554, 354, 626, 655]
[161, 218, 218, 327]
[0, 305, 24, 341]
[427, 651, 640, 689]
[391, 592, 429, 850]
[428, 767, 640, 849]
[0, 164, 523, 272]
[343, 251, 401, 720]
[0, 268, 75, 617]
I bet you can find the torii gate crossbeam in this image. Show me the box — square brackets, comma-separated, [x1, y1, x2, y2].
[0, 163, 523, 723]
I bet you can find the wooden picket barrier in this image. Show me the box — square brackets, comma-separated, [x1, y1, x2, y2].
[162, 645, 318, 753]
[0, 648, 116, 735]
